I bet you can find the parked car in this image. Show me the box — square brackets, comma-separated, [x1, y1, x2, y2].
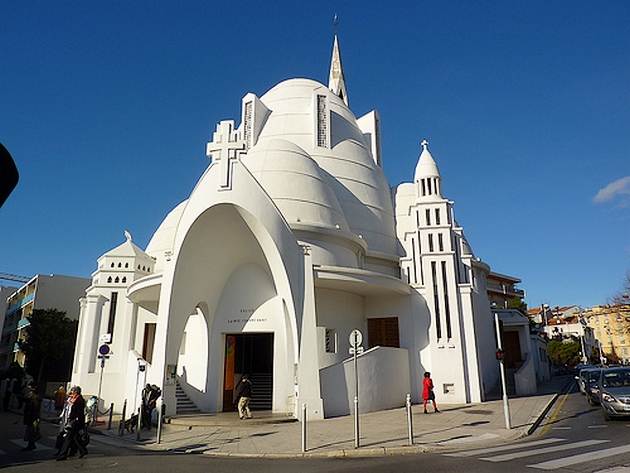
[585, 369, 602, 405]
[596, 367, 630, 420]
[576, 366, 597, 394]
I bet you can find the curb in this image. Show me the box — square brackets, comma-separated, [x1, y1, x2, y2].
[524, 378, 574, 437]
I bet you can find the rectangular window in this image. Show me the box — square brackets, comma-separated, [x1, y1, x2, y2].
[367, 317, 400, 348]
[325, 329, 337, 353]
[435, 208, 441, 225]
[427, 178, 432, 195]
[317, 95, 328, 147]
[428, 234, 434, 252]
[142, 323, 157, 364]
[421, 179, 426, 196]
[426, 209, 431, 226]
[107, 292, 118, 341]
[438, 233, 444, 252]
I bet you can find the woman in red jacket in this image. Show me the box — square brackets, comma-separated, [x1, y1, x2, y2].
[422, 372, 439, 414]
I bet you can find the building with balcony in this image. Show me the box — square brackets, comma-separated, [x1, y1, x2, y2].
[0, 274, 90, 371]
[486, 272, 526, 309]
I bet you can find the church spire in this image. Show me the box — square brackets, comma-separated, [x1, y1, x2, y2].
[328, 15, 348, 106]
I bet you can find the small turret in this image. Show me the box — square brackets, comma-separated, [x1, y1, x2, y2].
[414, 140, 442, 199]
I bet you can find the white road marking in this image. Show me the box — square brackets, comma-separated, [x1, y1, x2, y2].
[528, 444, 630, 470]
[444, 438, 566, 457]
[481, 439, 609, 462]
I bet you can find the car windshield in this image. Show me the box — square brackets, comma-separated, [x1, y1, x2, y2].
[587, 370, 600, 382]
[602, 369, 630, 388]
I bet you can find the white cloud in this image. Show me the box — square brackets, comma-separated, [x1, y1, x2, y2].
[593, 176, 630, 204]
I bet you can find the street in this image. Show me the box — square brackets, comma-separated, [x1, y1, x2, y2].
[3, 382, 630, 473]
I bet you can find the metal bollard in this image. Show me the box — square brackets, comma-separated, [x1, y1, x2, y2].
[119, 399, 127, 435]
[136, 407, 141, 440]
[108, 403, 114, 430]
[157, 397, 163, 444]
[301, 403, 307, 453]
[406, 393, 414, 445]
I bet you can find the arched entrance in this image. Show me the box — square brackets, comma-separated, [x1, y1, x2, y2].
[223, 333, 274, 411]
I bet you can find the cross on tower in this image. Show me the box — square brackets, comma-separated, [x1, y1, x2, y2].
[206, 120, 246, 189]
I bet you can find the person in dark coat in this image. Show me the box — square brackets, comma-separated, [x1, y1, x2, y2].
[234, 374, 253, 420]
[56, 386, 87, 460]
[22, 385, 41, 451]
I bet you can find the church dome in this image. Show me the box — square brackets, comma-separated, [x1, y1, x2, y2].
[145, 200, 187, 272]
[243, 138, 349, 230]
[245, 78, 398, 258]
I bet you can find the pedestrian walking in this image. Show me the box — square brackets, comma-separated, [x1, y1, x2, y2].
[22, 385, 42, 451]
[234, 374, 253, 420]
[56, 386, 87, 461]
[422, 372, 439, 414]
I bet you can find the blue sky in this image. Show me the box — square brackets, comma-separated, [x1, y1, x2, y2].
[1, 1, 629, 309]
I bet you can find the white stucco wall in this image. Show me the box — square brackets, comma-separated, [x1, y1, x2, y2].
[320, 346, 410, 417]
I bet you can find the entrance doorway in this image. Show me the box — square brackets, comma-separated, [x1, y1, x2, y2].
[223, 333, 274, 412]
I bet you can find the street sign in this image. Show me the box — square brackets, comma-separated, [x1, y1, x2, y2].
[100, 333, 111, 343]
[349, 329, 363, 348]
[98, 344, 111, 356]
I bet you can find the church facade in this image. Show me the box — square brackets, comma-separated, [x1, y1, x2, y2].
[71, 36, 501, 419]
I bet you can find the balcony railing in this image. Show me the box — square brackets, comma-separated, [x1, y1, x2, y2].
[6, 292, 34, 315]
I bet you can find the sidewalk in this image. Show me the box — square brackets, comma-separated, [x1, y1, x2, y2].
[84, 375, 573, 458]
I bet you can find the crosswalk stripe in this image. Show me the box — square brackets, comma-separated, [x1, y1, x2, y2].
[527, 444, 630, 470]
[445, 438, 565, 457]
[480, 439, 609, 462]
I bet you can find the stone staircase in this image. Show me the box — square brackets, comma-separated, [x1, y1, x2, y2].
[248, 373, 273, 411]
[175, 381, 200, 415]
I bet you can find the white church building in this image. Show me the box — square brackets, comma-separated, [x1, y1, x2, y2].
[71, 35, 503, 419]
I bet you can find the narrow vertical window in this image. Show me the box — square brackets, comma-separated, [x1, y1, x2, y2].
[421, 179, 426, 196]
[325, 329, 337, 353]
[438, 233, 444, 252]
[426, 209, 431, 226]
[244, 101, 253, 150]
[441, 262, 452, 339]
[432, 262, 442, 339]
[317, 95, 328, 147]
[411, 238, 417, 284]
[427, 178, 432, 195]
[107, 292, 118, 340]
[428, 234, 434, 252]
[435, 208, 441, 225]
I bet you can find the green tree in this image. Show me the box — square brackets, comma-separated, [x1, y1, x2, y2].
[19, 308, 78, 382]
[547, 339, 581, 367]
[507, 297, 528, 316]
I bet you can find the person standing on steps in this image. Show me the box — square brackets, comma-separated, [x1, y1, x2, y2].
[422, 372, 439, 413]
[234, 374, 253, 420]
